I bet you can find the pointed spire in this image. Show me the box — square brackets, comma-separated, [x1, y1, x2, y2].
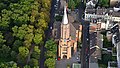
[62, 6, 68, 24]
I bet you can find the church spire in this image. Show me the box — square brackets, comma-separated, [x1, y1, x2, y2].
[62, 6, 68, 24]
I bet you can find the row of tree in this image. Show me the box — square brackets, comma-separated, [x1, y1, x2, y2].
[44, 39, 57, 68]
[0, 0, 51, 67]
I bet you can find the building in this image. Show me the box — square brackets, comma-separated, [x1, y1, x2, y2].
[85, 1, 120, 67]
[72, 63, 99, 68]
[110, 0, 120, 7]
[53, 5, 82, 59]
[108, 61, 117, 68]
[117, 42, 120, 68]
[85, 7, 120, 23]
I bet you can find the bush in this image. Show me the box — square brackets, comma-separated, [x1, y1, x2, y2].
[103, 35, 112, 48]
[55, 16, 62, 21]
[67, 64, 70, 68]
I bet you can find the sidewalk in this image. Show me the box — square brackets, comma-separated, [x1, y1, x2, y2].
[56, 52, 80, 68]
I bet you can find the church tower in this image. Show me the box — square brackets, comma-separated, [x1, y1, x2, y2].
[61, 6, 69, 39]
[58, 5, 77, 59]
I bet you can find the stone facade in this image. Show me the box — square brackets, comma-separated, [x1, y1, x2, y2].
[57, 6, 82, 59]
[58, 22, 81, 59]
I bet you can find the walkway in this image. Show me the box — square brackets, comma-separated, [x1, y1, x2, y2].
[56, 52, 80, 68]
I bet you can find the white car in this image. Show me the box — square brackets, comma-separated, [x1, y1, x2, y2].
[50, 26, 52, 29]
[76, 56, 79, 60]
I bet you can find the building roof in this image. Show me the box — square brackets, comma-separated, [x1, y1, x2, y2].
[72, 63, 81, 68]
[96, 9, 107, 15]
[68, 15, 75, 23]
[116, 2, 120, 7]
[53, 21, 61, 40]
[86, 9, 96, 14]
[86, 7, 120, 17]
[71, 21, 80, 30]
[69, 21, 81, 40]
[90, 32, 97, 47]
[110, 0, 120, 7]
[89, 63, 99, 68]
[112, 11, 120, 17]
[117, 42, 120, 67]
[70, 23, 76, 40]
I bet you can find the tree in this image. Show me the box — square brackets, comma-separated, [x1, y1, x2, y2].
[33, 33, 43, 45]
[68, 0, 77, 9]
[45, 39, 57, 52]
[44, 39, 57, 68]
[0, 0, 52, 67]
[0, 3, 7, 11]
[10, 51, 17, 61]
[24, 65, 31, 68]
[29, 58, 39, 67]
[37, 19, 48, 30]
[0, 61, 19, 68]
[45, 51, 56, 59]
[0, 32, 6, 47]
[41, 0, 51, 11]
[18, 46, 29, 58]
[0, 45, 11, 61]
[99, 0, 109, 7]
[74, 0, 80, 8]
[44, 58, 55, 68]
[0, 9, 12, 29]
[31, 46, 40, 59]
[12, 24, 33, 48]
[17, 46, 29, 65]
[12, 40, 23, 52]
[4, 32, 14, 46]
[45, 39, 57, 59]
[68, 0, 82, 9]
[103, 35, 112, 48]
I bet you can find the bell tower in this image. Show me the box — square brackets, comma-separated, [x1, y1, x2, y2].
[58, 4, 75, 59]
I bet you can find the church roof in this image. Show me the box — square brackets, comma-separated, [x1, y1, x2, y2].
[71, 21, 80, 30]
[62, 6, 68, 24]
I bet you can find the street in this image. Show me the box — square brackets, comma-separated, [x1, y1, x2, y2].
[78, 1, 90, 68]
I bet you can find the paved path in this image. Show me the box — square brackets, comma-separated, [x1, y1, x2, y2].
[56, 52, 80, 68]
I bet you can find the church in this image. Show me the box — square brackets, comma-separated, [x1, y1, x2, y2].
[52, 4, 82, 59]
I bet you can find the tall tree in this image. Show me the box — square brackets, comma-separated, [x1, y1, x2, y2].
[44, 58, 55, 68]
[0, 61, 19, 68]
[99, 0, 109, 7]
[31, 46, 40, 60]
[0, 32, 6, 47]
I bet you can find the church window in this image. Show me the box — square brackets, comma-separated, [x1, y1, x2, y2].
[63, 47, 67, 51]
[62, 52, 67, 54]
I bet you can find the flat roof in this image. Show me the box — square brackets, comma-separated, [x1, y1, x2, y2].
[89, 63, 99, 68]
[72, 63, 81, 68]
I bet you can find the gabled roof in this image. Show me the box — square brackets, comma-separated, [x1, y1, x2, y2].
[71, 22, 80, 30]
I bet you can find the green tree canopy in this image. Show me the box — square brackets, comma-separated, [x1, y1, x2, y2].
[0, 45, 11, 60]
[0, 32, 6, 47]
[0, 0, 51, 67]
[0, 61, 19, 68]
[99, 0, 109, 7]
[18, 46, 29, 58]
[45, 39, 57, 52]
[31, 46, 40, 59]
[44, 58, 55, 68]
[29, 58, 39, 67]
